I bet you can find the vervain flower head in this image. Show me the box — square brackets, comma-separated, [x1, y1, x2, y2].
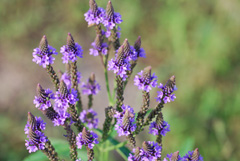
[114, 105, 136, 136]
[89, 34, 108, 56]
[156, 75, 177, 104]
[25, 112, 48, 153]
[84, 0, 105, 27]
[182, 148, 203, 161]
[32, 35, 58, 68]
[82, 73, 100, 95]
[76, 127, 99, 149]
[149, 112, 170, 136]
[103, 1, 122, 30]
[134, 66, 158, 92]
[163, 151, 182, 161]
[60, 33, 83, 63]
[33, 84, 54, 111]
[80, 109, 99, 129]
[133, 36, 146, 59]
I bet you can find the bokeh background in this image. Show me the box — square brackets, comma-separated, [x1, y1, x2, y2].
[1, 0, 240, 160]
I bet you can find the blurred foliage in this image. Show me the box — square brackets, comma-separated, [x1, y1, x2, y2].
[0, 0, 240, 161]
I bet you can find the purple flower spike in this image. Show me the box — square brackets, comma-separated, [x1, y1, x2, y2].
[84, 0, 105, 27]
[60, 33, 83, 64]
[52, 110, 70, 126]
[108, 44, 131, 80]
[149, 121, 170, 136]
[155, 75, 177, 104]
[163, 151, 182, 161]
[133, 36, 146, 59]
[141, 141, 162, 160]
[76, 127, 99, 149]
[89, 34, 108, 56]
[114, 105, 136, 136]
[103, 1, 122, 30]
[54, 81, 78, 113]
[32, 35, 58, 68]
[25, 112, 48, 153]
[182, 148, 203, 161]
[80, 109, 99, 129]
[82, 73, 100, 95]
[134, 66, 158, 92]
[33, 84, 54, 111]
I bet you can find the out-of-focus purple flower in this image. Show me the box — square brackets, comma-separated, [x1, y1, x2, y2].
[25, 112, 48, 153]
[149, 120, 170, 136]
[32, 35, 58, 68]
[89, 34, 108, 56]
[128, 141, 162, 161]
[182, 148, 203, 161]
[114, 105, 136, 136]
[76, 159, 82, 161]
[163, 151, 181, 161]
[33, 84, 54, 111]
[134, 66, 158, 92]
[76, 127, 99, 149]
[82, 73, 100, 95]
[80, 109, 99, 129]
[103, 1, 122, 30]
[61, 71, 81, 89]
[84, 0, 105, 26]
[155, 75, 177, 104]
[60, 33, 83, 63]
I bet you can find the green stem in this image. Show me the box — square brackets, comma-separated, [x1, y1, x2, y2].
[102, 141, 127, 152]
[104, 67, 114, 106]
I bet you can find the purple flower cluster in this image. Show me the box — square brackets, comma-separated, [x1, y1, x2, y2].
[60, 42, 83, 63]
[33, 88, 54, 111]
[163, 152, 182, 161]
[134, 67, 158, 92]
[182, 149, 203, 161]
[128, 141, 162, 161]
[61, 72, 81, 89]
[80, 109, 99, 129]
[32, 36, 58, 68]
[82, 79, 100, 95]
[149, 120, 170, 136]
[89, 41, 108, 56]
[114, 105, 136, 136]
[76, 127, 99, 149]
[84, 7, 105, 26]
[156, 76, 177, 104]
[24, 116, 47, 153]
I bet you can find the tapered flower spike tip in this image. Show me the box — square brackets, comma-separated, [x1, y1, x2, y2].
[171, 151, 180, 161]
[95, 34, 103, 49]
[116, 46, 124, 63]
[106, 1, 114, 19]
[36, 83, 45, 97]
[59, 80, 68, 96]
[82, 127, 91, 141]
[134, 147, 141, 158]
[67, 33, 75, 49]
[142, 141, 151, 153]
[39, 35, 48, 53]
[143, 66, 152, 81]
[156, 112, 163, 126]
[134, 36, 141, 51]
[191, 148, 200, 161]
[89, 0, 98, 13]
[123, 39, 130, 55]
[90, 73, 95, 83]
[27, 112, 36, 127]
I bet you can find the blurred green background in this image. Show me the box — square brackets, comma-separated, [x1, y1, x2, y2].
[0, 0, 240, 160]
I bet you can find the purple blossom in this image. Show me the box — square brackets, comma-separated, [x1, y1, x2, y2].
[149, 121, 170, 136]
[155, 76, 177, 104]
[89, 41, 108, 56]
[60, 42, 83, 63]
[80, 109, 99, 129]
[25, 114, 48, 153]
[163, 151, 182, 161]
[76, 127, 99, 149]
[114, 105, 136, 136]
[61, 72, 81, 89]
[32, 36, 58, 68]
[108, 58, 131, 80]
[54, 89, 78, 113]
[33, 88, 54, 111]
[134, 67, 158, 92]
[84, 7, 105, 26]
[182, 149, 203, 161]
[82, 75, 100, 95]
[52, 111, 71, 126]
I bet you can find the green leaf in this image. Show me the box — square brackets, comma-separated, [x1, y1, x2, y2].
[108, 137, 131, 160]
[23, 138, 88, 161]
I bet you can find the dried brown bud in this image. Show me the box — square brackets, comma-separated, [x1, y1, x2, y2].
[191, 148, 200, 161]
[89, 73, 96, 84]
[122, 39, 130, 55]
[39, 35, 48, 53]
[106, 1, 114, 19]
[67, 33, 76, 51]
[89, 0, 98, 13]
